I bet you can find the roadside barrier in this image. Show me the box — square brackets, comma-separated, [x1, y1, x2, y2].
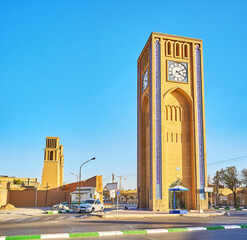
[45, 210, 75, 214]
[1, 224, 247, 239]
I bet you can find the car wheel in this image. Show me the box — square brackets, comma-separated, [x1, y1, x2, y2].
[100, 207, 104, 212]
[91, 207, 95, 213]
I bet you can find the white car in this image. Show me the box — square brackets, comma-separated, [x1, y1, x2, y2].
[77, 199, 104, 213]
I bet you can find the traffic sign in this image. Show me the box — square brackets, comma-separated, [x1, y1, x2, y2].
[105, 183, 118, 190]
[110, 190, 116, 198]
[116, 189, 120, 197]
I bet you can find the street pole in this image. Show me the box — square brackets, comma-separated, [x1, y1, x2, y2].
[78, 157, 96, 205]
[35, 186, 38, 207]
[117, 182, 119, 214]
[71, 172, 79, 190]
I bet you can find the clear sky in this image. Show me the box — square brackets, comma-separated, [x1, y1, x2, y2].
[0, 0, 246, 189]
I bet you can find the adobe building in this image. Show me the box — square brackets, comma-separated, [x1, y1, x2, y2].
[41, 137, 64, 189]
[137, 32, 208, 211]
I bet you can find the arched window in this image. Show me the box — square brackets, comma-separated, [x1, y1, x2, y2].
[183, 43, 189, 59]
[175, 42, 180, 57]
[166, 41, 172, 56]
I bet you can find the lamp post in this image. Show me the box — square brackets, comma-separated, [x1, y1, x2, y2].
[78, 157, 96, 205]
[71, 172, 79, 183]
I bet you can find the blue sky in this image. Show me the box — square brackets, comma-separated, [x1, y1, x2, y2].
[0, 0, 246, 189]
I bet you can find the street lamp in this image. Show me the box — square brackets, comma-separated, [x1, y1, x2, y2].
[71, 172, 79, 182]
[71, 172, 79, 197]
[78, 157, 96, 205]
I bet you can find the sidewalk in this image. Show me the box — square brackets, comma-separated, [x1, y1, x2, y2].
[0, 207, 50, 220]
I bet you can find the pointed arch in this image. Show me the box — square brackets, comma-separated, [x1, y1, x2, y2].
[163, 87, 193, 107]
[141, 95, 149, 113]
[183, 43, 189, 59]
[163, 86, 193, 210]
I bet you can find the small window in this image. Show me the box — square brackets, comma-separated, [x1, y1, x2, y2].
[183, 43, 189, 59]
[166, 41, 172, 56]
[175, 42, 180, 57]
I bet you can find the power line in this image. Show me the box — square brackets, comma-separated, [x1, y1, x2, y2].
[207, 155, 247, 166]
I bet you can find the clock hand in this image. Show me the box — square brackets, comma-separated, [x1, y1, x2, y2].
[176, 71, 182, 76]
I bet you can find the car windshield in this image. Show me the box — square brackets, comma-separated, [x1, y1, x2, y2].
[85, 200, 95, 204]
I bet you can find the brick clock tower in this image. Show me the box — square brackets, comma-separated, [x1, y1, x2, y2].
[137, 32, 208, 211]
[41, 137, 64, 189]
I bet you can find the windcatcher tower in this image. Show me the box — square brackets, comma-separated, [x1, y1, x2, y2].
[41, 137, 64, 189]
[137, 33, 208, 211]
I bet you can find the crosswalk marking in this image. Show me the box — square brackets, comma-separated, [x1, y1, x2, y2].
[0, 214, 89, 223]
[78, 215, 89, 218]
[27, 217, 40, 221]
[3, 218, 14, 222]
[15, 218, 28, 222]
[42, 217, 52, 221]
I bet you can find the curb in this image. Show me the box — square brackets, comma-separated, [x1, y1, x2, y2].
[1, 224, 247, 239]
[214, 207, 247, 211]
[92, 211, 225, 219]
[46, 210, 75, 214]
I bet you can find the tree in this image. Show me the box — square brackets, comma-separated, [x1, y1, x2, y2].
[219, 166, 241, 207]
[241, 168, 247, 187]
[13, 179, 23, 185]
[213, 171, 220, 205]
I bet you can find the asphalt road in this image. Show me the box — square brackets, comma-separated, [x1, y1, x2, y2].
[1, 210, 247, 239]
[84, 229, 247, 240]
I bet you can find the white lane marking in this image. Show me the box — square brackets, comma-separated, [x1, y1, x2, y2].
[145, 229, 168, 233]
[98, 231, 123, 236]
[222, 225, 241, 229]
[27, 217, 40, 221]
[187, 227, 207, 231]
[78, 215, 89, 218]
[57, 216, 66, 220]
[68, 216, 76, 219]
[3, 218, 14, 222]
[15, 218, 28, 222]
[42, 217, 52, 221]
[41, 233, 70, 239]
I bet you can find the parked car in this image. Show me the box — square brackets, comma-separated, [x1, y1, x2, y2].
[77, 199, 104, 213]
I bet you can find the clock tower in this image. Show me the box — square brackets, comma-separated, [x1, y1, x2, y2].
[137, 32, 208, 211]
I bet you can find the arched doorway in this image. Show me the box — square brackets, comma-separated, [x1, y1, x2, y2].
[163, 87, 194, 209]
[139, 96, 150, 208]
[169, 179, 188, 210]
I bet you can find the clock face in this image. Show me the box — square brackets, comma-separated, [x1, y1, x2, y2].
[168, 61, 188, 82]
[142, 69, 148, 92]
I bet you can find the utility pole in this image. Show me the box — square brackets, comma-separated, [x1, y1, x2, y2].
[119, 176, 123, 190]
[117, 176, 127, 190]
[112, 173, 114, 183]
[112, 173, 115, 205]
